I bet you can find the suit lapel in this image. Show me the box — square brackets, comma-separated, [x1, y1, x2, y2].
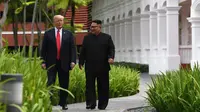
[61, 29, 68, 48]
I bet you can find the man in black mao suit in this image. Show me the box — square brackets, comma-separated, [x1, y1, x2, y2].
[79, 20, 115, 110]
[41, 15, 76, 110]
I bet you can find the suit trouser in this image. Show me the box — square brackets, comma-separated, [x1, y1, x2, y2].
[85, 70, 109, 108]
[47, 60, 69, 106]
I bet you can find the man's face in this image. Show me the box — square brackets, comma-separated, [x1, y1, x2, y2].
[54, 17, 64, 29]
[90, 22, 101, 34]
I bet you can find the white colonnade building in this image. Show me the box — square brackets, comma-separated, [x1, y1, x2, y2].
[91, 0, 200, 74]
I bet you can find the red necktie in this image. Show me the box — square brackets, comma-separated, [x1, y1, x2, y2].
[56, 29, 61, 60]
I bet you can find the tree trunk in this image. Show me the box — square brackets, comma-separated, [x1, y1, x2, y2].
[30, 0, 38, 47]
[61, 0, 73, 17]
[0, 27, 2, 48]
[0, 0, 9, 49]
[23, 0, 27, 47]
[70, 1, 75, 30]
[45, 4, 48, 29]
[52, 6, 55, 17]
[12, 10, 19, 49]
[36, 6, 42, 56]
[70, 1, 77, 59]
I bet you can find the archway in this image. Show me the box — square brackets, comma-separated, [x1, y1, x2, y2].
[154, 2, 158, 9]
[179, 0, 192, 65]
[162, 1, 167, 7]
[136, 8, 141, 14]
[144, 5, 150, 12]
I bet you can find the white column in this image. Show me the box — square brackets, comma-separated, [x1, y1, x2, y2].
[133, 15, 141, 63]
[110, 23, 116, 44]
[124, 20, 128, 62]
[118, 21, 123, 62]
[131, 17, 136, 62]
[108, 23, 113, 36]
[101, 25, 105, 33]
[140, 13, 150, 64]
[157, 9, 167, 72]
[114, 22, 119, 62]
[149, 11, 158, 74]
[109, 23, 116, 61]
[104, 24, 109, 34]
[188, 18, 200, 68]
[166, 7, 181, 71]
[120, 20, 125, 61]
[124, 18, 132, 62]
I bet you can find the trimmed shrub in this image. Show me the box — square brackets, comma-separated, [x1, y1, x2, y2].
[53, 65, 140, 104]
[113, 62, 149, 73]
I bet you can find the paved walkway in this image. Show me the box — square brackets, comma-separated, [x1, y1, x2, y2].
[53, 73, 153, 112]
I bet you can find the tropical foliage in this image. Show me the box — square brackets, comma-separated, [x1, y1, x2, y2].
[147, 66, 200, 112]
[0, 48, 52, 112]
[52, 63, 140, 104]
[0, 48, 140, 111]
[0, 0, 92, 48]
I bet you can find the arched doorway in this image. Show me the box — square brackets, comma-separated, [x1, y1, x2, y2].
[179, 0, 192, 66]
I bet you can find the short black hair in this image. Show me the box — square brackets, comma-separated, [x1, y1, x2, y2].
[92, 20, 102, 25]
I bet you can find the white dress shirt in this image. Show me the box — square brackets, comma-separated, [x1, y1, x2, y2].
[55, 27, 62, 44]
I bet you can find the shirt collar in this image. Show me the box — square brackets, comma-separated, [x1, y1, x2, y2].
[96, 32, 101, 36]
[92, 32, 101, 36]
[55, 27, 62, 32]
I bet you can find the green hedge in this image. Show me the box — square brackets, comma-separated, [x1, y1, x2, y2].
[113, 62, 149, 73]
[53, 65, 140, 104]
[146, 66, 200, 112]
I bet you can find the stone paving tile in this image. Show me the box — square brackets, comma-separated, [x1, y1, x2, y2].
[53, 73, 154, 112]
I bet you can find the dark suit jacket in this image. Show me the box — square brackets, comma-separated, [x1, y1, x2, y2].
[79, 32, 115, 72]
[41, 28, 76, 72]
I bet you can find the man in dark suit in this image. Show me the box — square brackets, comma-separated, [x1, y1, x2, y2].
[41, 15, 76, 110]
[79, 20, 115, 110]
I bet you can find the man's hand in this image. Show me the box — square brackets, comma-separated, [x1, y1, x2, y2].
[70, 62, 75, 69]
[108, 58, 114, 64]
[42, 63, 46, 69]
[79, 65, 83, 70]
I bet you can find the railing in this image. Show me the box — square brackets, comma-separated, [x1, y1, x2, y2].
[179, 45, 191, 64]
[115, 45, 191, 64]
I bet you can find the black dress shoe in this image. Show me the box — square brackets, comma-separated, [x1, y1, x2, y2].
[98, 107, 106, 110]
[62, 105, 68, 110]
[86, 105, 96, 110]
[86, 105, 90, 109]
[90, 106, 96, 110]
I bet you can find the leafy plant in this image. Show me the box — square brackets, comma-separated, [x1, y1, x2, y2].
[0, 48, 73, 112]
[52, 65, 140, 104]
[0, 48, 140, 111]
[109, 66, 140, 98]
[0, 78, 12, 112]
[146, 65, 200, 112]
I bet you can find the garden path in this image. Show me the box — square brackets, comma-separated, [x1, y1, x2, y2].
[52, 73, 153, 112]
